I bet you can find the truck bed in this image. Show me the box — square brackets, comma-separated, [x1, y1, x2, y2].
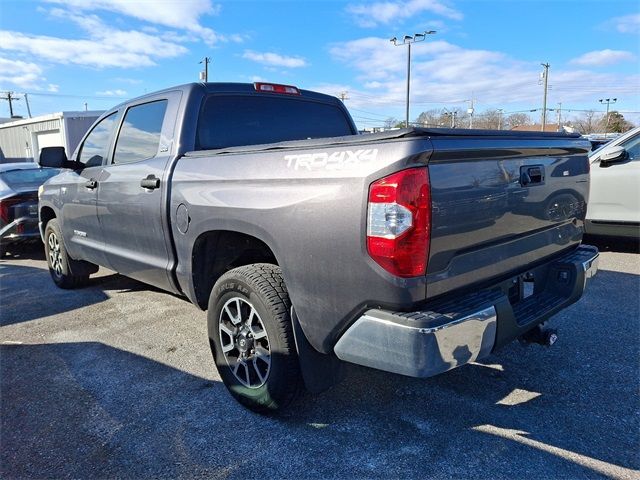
[172, 128, 591, 352]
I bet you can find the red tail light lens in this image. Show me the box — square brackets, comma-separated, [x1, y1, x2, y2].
[367, 168, 431, 277]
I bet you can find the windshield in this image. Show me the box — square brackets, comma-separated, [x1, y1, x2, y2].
[196, 95, 355, 150]
[0, 168, 60, 190]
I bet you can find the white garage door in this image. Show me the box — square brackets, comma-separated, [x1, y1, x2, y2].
[33, 130, 63, 163]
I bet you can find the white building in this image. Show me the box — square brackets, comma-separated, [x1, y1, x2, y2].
[0, 111, 103, 163]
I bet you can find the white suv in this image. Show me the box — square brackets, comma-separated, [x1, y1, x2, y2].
[586, 126, 640, 238]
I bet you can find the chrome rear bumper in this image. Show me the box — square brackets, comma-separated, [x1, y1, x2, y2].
[334, 245, 599, 378]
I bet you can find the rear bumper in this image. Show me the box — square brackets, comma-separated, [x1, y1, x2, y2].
[1, 218, 40, 246]
[334, 244, 599, 378]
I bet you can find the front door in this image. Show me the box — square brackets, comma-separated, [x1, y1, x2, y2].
[59, 112, 119, 268]
[96, 94, 180, 291]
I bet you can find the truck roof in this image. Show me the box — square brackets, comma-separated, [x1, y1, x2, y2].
[112, 82, 343, 110]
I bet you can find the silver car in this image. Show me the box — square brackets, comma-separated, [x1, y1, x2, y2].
[586, 126, 640, 238]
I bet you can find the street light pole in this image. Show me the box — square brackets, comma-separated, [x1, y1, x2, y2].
[391, 31, 436, 128]
[599, 98, 617, 138]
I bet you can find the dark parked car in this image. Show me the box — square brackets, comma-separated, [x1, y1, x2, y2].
[0, 163, 60, 257]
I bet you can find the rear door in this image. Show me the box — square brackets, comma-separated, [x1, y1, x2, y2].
[95, 92, 181, 291]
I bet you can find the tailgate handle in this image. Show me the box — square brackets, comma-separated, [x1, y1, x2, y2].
[520, 165, 544, 186]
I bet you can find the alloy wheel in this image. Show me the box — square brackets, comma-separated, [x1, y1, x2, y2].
[48, 232, 63, 277]
[218, 297, 271, 388]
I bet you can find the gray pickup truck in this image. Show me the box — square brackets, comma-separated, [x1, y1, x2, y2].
[38, 82, 599, 411]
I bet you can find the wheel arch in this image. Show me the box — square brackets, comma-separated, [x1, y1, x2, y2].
[191, 230, 279, 310]
[39, 205, 56, 230]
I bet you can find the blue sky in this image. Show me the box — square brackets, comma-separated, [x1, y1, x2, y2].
[0, 0, 638, 128]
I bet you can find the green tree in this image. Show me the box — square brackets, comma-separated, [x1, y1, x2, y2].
[605, 111, 634, 133]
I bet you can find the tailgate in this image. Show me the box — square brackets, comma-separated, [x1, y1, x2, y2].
[425, 133, 591, 299]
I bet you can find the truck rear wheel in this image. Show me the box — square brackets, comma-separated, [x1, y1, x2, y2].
[207, 263, 303, 412]
[44, 219, 92, 289]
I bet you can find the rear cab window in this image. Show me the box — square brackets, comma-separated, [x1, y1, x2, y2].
[196, 95, 355, 150]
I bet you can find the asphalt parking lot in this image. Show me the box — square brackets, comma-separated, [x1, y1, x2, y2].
[1, 238, 639, 479]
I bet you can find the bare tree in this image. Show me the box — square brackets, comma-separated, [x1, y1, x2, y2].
[505, 113, 531, 129]
[384, 117, 400, 129]
[570, 110, 604, 134]
[473, 110, 503, 130]
[415, 109, 446, 127]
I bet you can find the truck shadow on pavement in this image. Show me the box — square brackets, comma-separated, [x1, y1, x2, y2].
[283, 266, 639, 477]
[1, 269, 638, 478]
[0, 263, 164, 327]
[584, 234, 640, 254]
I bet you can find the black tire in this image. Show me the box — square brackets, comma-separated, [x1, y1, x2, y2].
[44, 219, 92, 289]
[207, 263, 303, 412]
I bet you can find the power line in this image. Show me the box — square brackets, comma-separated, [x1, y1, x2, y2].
[23, 91, 128, 100]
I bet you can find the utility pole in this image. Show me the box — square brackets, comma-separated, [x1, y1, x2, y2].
[497, 109, 504, 130]
[467, 96, 474, 128]
[0, 91, 19, 117]
[199, 56, 211, 82]
[339, 91, 349, 102]
[84, 102, 88, 112]
[391, 30, 436, 128]
[599, 98, 617, 137]
[556, 102, 562, 131]
[24, 93, 32, 118]
[540, 63, 550, 132]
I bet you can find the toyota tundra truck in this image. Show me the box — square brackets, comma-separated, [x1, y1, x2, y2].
[38, 82, 599, 411]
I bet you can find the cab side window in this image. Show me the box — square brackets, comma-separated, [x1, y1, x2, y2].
[77, 113, 118, 167]
[113, 100, 168, 165]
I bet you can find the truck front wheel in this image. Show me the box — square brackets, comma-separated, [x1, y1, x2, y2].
[207, 264, 303, 412]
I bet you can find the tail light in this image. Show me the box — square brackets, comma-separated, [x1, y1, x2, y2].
[0, 193, 38, 224]
[367, 168, 431, 277]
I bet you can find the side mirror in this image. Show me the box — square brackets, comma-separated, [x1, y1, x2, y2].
[39, 146, 69, 168]
[599, 145, 628, 166]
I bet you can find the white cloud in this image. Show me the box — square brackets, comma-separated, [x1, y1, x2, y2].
[0, 8, 191, 70]
[328, 36, 640, 120]
[0, 29, 185, 68]
[570, 49, 636, 67]
[0, 57, 44, 89]
[606, 13, 640, 34]
[96, 89, 127, 96]
[242, 50, 308, 68]
[347, 0, 462, 28]
[45, 0, 234, 45]
[47, 84, 59, 92]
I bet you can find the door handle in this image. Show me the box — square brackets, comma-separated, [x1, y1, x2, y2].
[85, 179, 98, 190]
[140, 175, 160, 190]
